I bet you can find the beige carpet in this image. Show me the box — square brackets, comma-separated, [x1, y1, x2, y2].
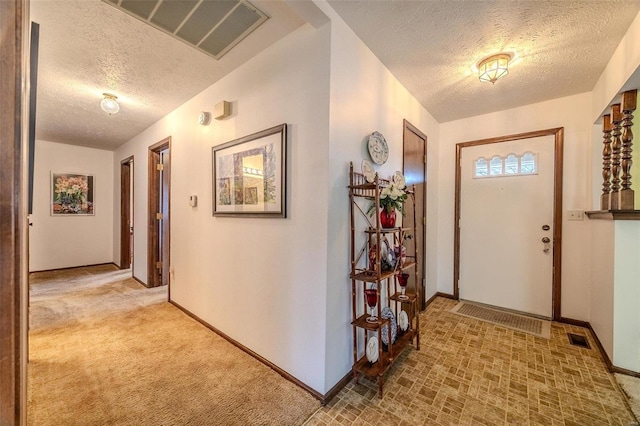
[615, 373, 640, 422]
[28, 265, 319, 425]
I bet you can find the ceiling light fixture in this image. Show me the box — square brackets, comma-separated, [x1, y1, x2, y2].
[100, 93, 120, 114]
[477, 53, 511, 84]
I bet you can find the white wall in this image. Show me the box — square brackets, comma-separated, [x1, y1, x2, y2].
[589, 220, 615, 360]
[30, 140, 114, 271]
[588, 10, 640, 371]
[613, 221, 640, 371]
[114, 23, 332, 394]
[591, 10, 640, 121]
[439, 92, 594, 321]
[314, 0, 441, 391]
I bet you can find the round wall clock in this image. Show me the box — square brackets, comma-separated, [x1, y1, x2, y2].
[368, 131, 389, 165]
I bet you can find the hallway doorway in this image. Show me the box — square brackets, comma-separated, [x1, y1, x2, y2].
[403, 120, 427, 310]
[148, 138, 171, 288]
[120, 156, 134, 270]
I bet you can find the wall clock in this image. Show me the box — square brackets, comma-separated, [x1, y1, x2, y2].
[368, 131, 389, 165]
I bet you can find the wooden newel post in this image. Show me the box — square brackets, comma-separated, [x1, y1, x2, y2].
[610, 104, 623, 210]
[620, 89, 637, 210]
[601, 114, 613, 210]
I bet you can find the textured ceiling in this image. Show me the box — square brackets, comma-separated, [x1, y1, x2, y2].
[328, 0, 640, 123]
[31, 0, 304, 150]
[32, 1, 640, 150]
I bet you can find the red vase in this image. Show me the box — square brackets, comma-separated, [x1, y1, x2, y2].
[380, 209, 396, 228]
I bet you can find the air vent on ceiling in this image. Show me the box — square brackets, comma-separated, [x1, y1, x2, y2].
[103, 0, 268, 60]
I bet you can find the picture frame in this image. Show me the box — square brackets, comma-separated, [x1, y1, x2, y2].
[51, 172, 95, 215]
[212, 124, 287, 217]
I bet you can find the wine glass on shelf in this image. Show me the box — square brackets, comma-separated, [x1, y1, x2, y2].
[397, 273, 410, 300]
[364, 286, 378, 323]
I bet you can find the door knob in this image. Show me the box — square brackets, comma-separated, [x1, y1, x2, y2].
[542, 237, 550, 243]
[542, 237, 551, 253]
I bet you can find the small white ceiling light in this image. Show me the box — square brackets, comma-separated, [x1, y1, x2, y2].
[477, 53, 512, 84]
[100, 93, 120, 114]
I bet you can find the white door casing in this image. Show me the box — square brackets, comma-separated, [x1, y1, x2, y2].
[459, 136, 555, 318]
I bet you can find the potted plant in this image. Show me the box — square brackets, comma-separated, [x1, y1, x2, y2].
[369, 182, 407, 228]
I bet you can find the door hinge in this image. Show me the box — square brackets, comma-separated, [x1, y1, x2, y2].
[156, 213, 163, 220]
[156, 261, 162, 269]
[422, 216, 426, 225]
[423, 154, 427, 164]
[157, 163, 164, 171]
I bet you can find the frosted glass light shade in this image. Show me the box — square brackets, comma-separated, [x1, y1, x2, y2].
[101, 93, 120, 114]
[478, 54, 510, 84]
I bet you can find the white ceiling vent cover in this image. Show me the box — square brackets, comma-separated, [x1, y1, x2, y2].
[103, 0, 268, 60]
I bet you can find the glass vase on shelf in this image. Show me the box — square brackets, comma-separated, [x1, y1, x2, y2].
[397, 273, 410, 300]
[368, 179, 407, 229]
[380, 209, 396, 228]
[364, 286, 378, 323]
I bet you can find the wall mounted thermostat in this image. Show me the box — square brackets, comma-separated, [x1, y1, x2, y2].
[213, 101, 230, 120]
[189, 195, 198, 207]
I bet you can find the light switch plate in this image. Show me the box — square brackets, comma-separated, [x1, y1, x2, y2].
[568, 210, 583, 221]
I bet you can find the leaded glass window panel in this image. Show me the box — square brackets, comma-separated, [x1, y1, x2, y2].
[489, 156, 503, 176]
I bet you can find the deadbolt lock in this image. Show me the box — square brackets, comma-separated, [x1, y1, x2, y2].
[542, 225, 550, 231]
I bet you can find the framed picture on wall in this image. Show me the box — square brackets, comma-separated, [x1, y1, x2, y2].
[212, 124, 287, 217]
[51, 172, 95, 215]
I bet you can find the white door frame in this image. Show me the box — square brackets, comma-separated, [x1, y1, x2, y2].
[453, 128, 564, 320]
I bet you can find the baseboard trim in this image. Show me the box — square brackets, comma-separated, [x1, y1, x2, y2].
[29, 262, 118, 274]
[558, 317, 612, 370]
[169, 300, 325, 403]
[558, 316, 628, 376]
[322, 370, 352, 405]
[426, 292, 456, 307]
[611, 365, 640, 378]
[558, 316, 590, 328]
[131, 275, 147, 288]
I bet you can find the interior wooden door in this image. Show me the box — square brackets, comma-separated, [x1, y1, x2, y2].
[147, 137, 170, 288]
[403, 120, 426, 310]
[0, 0, 25, 421]
[120, 157, 133, 269]
[160, 149, 170, 286]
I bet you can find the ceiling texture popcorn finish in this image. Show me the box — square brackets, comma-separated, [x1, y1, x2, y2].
[103, 0, 268, 60]
[31, 1, 640, 150]
[31, 0, 303, 150]
[328, 0, 640, 123]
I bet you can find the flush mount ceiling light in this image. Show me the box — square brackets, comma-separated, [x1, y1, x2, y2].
[100, 93, 120, 115]
[477, 53, 512, 84]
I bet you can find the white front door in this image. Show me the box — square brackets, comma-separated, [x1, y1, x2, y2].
[459, 136, 555, 318]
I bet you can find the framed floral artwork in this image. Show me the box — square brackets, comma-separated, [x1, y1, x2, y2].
[212, 124, 287, 217]
[51, 172, 95, 215]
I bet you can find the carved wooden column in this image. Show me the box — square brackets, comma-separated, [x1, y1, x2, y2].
[601, 114, 613, 210]
[620, 89, 637, 210]
[610, 104, 623, 210]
